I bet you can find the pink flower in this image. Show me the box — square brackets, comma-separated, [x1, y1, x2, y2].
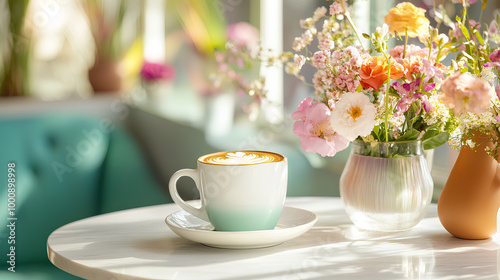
[335, 73, 359, 93]
[420, 59, 443, 83]
[489, 19, 498, 35]
[140, 61, 176, 81]
[312, 50, 330, 69]
[490, 50, 500, 63]
[392, 78, 432, 117]
[302, 30, 314, 44]
[330, 2, 343, 15]
[483, 50, 500, 71]
[292, 97, 349, 157]
[389, 45, 421, 58]
[293, 30, 313, 51]
[318, 34, 335, 51]
[313, 6, 327, 21]
[294, 54, 306, 69]
[293, 37, 305, 52]
[214, 52, 225, 63]
[495, 85, 500, 100]
[344, 46, 363, 68]
[439, 72, 493, 115]
[227, 22, 260, 52]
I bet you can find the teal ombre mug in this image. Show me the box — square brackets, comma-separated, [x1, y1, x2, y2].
[169, 151, 288, 231]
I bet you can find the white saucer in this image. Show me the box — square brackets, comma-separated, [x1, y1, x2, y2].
[165, 206, 318, 249]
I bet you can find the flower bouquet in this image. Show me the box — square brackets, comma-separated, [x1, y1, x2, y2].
[280, 0, 460, 231]
[288, 1, 455, 158]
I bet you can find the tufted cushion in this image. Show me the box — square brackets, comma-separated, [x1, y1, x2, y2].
[98, 124, 170, 213]
[0, 114, 107, 266]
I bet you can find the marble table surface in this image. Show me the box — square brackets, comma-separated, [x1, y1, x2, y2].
[47, 197, 500, 280]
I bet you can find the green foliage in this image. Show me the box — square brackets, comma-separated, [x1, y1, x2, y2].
[169, 0, 227, 56]
[1, 0, 30, 96]
[422, 130, 450, 150]
[354, 140, 425, 158]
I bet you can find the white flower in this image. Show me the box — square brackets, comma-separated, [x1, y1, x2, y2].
[376, 24, 389, 39]
[434, 34, 449, 45]
[331, 92, 376, 141]
[294, 54, 306, 69]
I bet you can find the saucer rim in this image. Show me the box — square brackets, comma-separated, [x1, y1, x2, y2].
[165, 206, 318, 248]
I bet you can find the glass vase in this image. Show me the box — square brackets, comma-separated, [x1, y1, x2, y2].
[340, 140, 433, 232]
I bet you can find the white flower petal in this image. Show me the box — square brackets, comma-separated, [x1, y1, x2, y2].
[330, 92, 376, 141]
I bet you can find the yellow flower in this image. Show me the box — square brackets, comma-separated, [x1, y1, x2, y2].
[384, 2, 430, 38]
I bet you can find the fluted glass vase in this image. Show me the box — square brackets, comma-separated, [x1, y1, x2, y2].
[340, 140, 433, 232]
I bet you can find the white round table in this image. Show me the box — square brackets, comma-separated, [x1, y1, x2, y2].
[47, 197, 500, 280]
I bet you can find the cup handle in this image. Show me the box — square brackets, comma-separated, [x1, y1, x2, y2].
[169, 169, 209, 221]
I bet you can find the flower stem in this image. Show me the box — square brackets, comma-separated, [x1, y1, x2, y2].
[436, 46, 442, 64]
[464, 5, 482, 74]
[479, 7, 484, 25]
[340, 1, 366, 51]
[384, 57, 391, 142]
[403, 29, 408, 58]
[378, 40, 391, 142]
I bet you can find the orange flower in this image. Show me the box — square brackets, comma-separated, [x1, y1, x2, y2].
[400, 56, 423, 80]
[359, 56, 404, 90]
[384, 2, 430, 38]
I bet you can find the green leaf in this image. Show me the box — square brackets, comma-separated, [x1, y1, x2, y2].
[422, 131, 450, 150]
[388, 87, 400, 98]
[391, 154, 408, 159]
[473, 29, 484, 45]
[362, 33, 371, 39]
[459, 23, 470, 41]
[372, 125, 381, 139]
[421, 130, 440, 141]
[399, 130, 420, 141]
[426, 123, 440, 131]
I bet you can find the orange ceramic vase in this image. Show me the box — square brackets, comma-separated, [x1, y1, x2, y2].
[437, 133, 500, 239]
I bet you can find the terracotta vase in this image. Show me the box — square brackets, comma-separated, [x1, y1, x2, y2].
[437, 133, 500, 239]
[88, 57, 125, 93]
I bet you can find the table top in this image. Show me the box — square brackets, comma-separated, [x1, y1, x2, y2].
[47, 197, 500, 280]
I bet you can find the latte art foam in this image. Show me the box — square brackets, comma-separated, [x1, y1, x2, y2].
[200, 151, 284, 165]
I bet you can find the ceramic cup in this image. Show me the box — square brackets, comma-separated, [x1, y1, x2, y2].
[169, 150, 288, 231]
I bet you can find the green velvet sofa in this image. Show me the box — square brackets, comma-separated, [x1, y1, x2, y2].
[0, 113, 171, 279]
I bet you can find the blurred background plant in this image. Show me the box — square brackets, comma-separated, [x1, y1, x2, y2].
[168, 0, 268, 124]
[0, 0, 30, 97]
[212, 22, 266, 121]
[169, 0, 226, 58]
[84, 0, 143, 93]
[168, 0, 227, 97]
[85, 0, 129, 61]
